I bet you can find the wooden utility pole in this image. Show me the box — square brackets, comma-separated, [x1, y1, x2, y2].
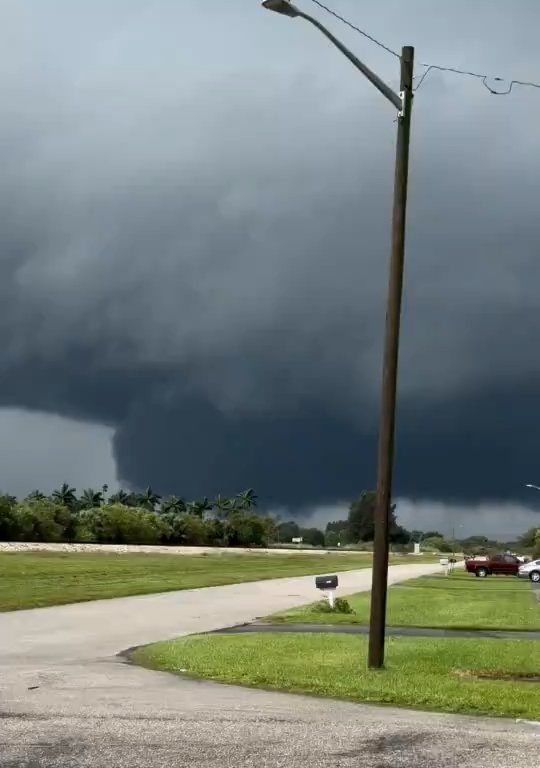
[261, 1, 415, 671]
[368, 46, 414, 669]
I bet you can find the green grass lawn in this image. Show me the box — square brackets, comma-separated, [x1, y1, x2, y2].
[132, 632, 540, 719]
[0, 551, 436, 612]
[269, 571, 540, 631]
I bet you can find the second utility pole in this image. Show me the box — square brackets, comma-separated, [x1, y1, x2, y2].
[368, 46, 414, 669]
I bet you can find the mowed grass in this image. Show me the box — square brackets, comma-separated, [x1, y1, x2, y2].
[270, 571, 540, 631]
[0, 550, 427, 612]
[132, 632, 540, 719]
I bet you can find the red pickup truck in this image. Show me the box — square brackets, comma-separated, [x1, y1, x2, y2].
[465, 553, 521, 578]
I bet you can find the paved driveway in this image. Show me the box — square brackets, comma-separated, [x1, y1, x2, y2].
[1, 562, 537, 766]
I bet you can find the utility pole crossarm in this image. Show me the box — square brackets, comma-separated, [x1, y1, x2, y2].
[262, 0, 402, 111]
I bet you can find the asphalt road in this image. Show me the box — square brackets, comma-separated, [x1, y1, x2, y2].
[1, 562, 538, 766]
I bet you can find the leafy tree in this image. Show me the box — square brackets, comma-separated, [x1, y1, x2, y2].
[518, 527, 539, 550]
[0, 492, 17, 507]
[226, 511, 273, 547]
[83, 504, 163, 544]
[422, 535, 453, 553]
[79, 488, 104, 510]
[409, 530, 424, 543]
[348, 491, 377, 542]
[299, 527, 325, 548]
[171, 514, 209, 546]
[277, 520, 301, 542]
[534, 529, 540, 559]
[136, 486, 161, 512]
[347, 491, 406, 543]
[205, 517, 225, 546]
[391, 525, 410, 544]
[423, 530, 444, 540]
[0, 495, 18, 540]
[326, 520, 350, 545]
[326, 519, 347, 532]
[14, 499, 74, 542]
[325, 530, 339, 548]
[51, 483, 77, 511]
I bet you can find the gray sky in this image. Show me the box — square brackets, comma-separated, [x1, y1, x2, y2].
[1, 0, 540, 535]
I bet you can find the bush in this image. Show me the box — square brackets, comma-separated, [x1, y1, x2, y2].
[311, 597, 354, 614]
[13, 499, 75, 543]
[324, 531, 339, 548]
[82, 504, 164, 545]
[204, 518, 225, 546]
[0, 495, 18, 540]
[422, 536, 453, 553]
[73, 523, 96, 543]
[167, 514, 209, 546]
[226, 511, 274, 547]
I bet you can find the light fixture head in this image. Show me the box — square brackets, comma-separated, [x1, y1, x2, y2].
[262, 0, 300, 18]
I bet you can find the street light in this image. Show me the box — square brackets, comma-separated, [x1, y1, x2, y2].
[262, 0, 414, 669]
[526, 483, 540, 491]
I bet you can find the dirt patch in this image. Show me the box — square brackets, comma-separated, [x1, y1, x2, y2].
[454, 669, 540, 683]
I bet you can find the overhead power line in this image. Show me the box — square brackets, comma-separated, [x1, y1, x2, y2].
[414, 64, 540, 94]
[309, 0, 400, 59]
[308, 0, 540, 96]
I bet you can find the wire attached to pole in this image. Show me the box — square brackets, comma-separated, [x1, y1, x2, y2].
[308, 0, 540, 97]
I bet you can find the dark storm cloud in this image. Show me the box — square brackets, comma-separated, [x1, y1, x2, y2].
[1, 0, 540, 515]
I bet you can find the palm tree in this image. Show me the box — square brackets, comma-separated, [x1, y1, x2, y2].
[136, 486, 161, 512]
[212, 494, 231, 519]
[0, 492, 17, 508]
[26, 490, 46, 502]
[236, 489, 258, 511]
[109, 489, 131, 505]
[52, 483, 77, 510]
[79, 488, 104, 510]
[160, 495, 186, 515]
[186, 497, 212, 518]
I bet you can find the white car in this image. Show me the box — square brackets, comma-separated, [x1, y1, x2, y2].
[518, 559, 540, 582]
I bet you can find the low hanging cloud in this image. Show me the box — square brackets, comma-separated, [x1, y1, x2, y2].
[1, 1, 540, 530]
[284, 499, 540, 539]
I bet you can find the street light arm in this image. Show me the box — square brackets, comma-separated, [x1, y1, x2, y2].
[262, 1, 402, 111]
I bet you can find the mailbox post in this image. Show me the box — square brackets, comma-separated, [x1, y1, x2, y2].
[315, 574, 339, 608]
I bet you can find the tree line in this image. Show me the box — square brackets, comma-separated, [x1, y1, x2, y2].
[0, 484, 537, 555]
[0, 486, 275, 547]
[278, 491, 456, 552]
[279, 491, 540, 556]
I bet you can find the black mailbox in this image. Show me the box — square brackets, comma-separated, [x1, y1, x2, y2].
[315, 574, 338, 590]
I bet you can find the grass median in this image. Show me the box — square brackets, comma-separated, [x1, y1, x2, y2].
[131, 632, 540, 719]
[269, 571, 540, 631]
[0, 550, 436, 611]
